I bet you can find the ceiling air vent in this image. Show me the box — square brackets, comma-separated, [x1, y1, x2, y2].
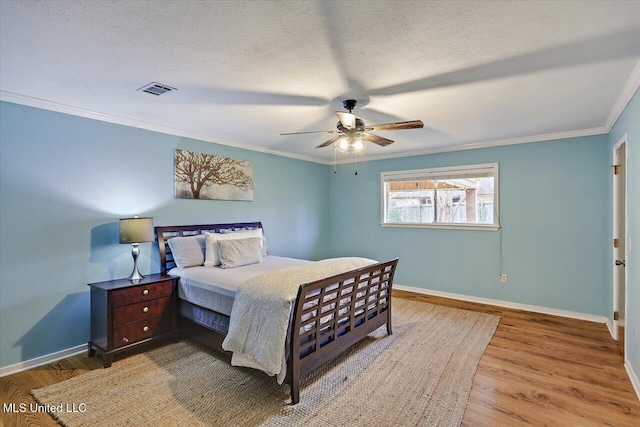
[137, 82, 177, 96]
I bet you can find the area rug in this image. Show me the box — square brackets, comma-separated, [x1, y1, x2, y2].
[32, 298, 499, 427]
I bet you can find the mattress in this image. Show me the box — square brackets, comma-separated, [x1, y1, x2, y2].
[169, 255, 312, 316]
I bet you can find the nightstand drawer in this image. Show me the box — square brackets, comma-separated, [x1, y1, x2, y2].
[111, 281, 173, 307]
[113, 297, 171, 326]
[113, 316, 171, 349]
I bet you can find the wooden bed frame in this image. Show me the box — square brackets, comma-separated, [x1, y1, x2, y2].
[155, 222, 398, 404]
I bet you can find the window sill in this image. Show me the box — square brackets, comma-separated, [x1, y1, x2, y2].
[381, 223, 500, 231]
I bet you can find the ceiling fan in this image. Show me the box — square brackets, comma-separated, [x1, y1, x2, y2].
[281, 99, 424, 153]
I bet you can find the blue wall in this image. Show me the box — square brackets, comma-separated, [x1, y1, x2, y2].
[329, 135, 610, 316]
[0, 95, 631, 374]
[0, 101, 330, 369]
[608, 87, 640, 385]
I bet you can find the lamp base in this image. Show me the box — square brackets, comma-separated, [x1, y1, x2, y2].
[126, 268, 145, 281]
[127, 243, 144, 281]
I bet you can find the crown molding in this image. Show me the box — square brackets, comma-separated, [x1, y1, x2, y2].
[0, 91, 326, 165]
[604, 58, 640, 132]
[3, 77, 633, 167]
[333, 58, 640, 165]
[333, 126, 608, 164]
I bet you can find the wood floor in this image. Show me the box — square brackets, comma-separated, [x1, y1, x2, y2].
[394, 291, 640, 427]
[1, 291, 638, 426]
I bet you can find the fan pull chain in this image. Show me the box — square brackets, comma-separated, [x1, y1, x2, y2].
[334, 145, 337, 173]
[354, 151, 358, 175]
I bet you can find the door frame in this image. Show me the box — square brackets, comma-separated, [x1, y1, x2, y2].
[612, 134, 628, 342]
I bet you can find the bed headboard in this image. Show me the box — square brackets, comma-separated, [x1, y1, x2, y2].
[155, 222, 263, 274]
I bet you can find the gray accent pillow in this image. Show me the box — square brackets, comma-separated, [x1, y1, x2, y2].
[218, 237, 264, 269]
[167, 235, 206, 269]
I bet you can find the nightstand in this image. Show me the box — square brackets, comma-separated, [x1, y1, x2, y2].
[87, 273, 177, 367]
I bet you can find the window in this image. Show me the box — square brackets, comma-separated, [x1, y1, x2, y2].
[381, 163, 499, 230]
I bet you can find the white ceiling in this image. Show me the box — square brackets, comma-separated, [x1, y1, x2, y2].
[1, 0, 640, 163]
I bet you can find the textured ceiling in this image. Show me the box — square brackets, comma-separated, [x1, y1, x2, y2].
[1, 0, 640, 163]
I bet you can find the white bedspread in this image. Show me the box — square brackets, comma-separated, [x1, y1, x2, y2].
[221, 257, 376, 383]
[168, 256, 312, 315]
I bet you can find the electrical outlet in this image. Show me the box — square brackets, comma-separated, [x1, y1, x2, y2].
[500, 274, 508, 283]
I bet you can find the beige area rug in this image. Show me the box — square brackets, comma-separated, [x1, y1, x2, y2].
[32, 299, 499, 427]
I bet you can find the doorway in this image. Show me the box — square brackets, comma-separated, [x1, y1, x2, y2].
[612, 135, 627, 356]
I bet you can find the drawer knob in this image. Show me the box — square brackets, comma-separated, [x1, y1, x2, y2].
[142, 289, 149, 295]
[143, 326, 149, 332]
[122, 337, 129, 343]
[142, 306, 149, 313]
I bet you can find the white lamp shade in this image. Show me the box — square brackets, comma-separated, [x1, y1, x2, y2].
[119, 217, 154, 244]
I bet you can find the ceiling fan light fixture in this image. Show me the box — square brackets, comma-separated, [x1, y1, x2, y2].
[282, 98, 423, 154]
[352, 137, 367, 152]
[335, 134, 367, 153]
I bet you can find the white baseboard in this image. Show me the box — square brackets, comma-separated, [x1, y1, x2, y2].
[394, 284, 608, 324]
[625, 360, 640, 402]
[0, 344, 87, 377]
[606, 319, 616, 340]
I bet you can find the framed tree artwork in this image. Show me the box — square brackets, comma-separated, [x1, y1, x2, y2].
[174, 149, 254, 201]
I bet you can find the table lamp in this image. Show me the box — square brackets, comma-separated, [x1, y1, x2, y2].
[119, 216, 154, 280]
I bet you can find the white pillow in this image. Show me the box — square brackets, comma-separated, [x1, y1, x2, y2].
[204, 232, 246, 267]
[221, 228, 269, 256]
[218, 237, 263, 269]
[167, 235, 206, 269]
[205, 229, 268, 267]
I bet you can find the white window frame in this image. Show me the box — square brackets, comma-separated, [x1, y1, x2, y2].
[380, 163, 500, 231]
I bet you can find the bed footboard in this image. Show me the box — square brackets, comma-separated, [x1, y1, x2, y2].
[287, 258, 398, 404]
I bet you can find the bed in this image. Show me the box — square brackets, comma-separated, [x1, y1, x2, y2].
[155, 222, 398, 404]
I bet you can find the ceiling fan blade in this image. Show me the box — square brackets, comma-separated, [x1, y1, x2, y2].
[362, 133, 394, 147]
[280, 130, 337, 136]
[336, 111, 356, 130]
[366, 120, 424, 132]
[316, 135, 344, 148]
